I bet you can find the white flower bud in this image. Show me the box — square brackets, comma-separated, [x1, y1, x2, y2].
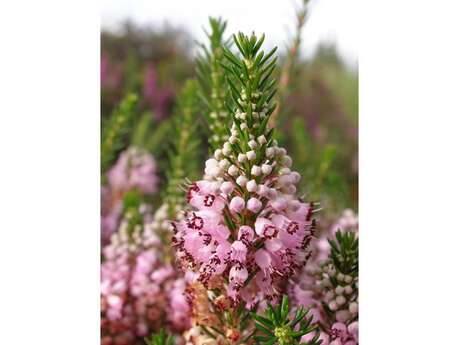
[257, 135, 267, 145]
[220, 181, 234, 194]
[279, 167, 291, 175]
[278, 174, 292, 187]
[344, 285, 353, 294]
[240, 123, 248, 130]
[344, 275, 353, 283]
[246, 150, 256, 161]
[246, 180, 258, 192]
[218, 159, 230, 169]
[328, 301, 338, 311]
[214, 149, 223, 160]
[349, 302, 358, 314]
[335, 286, 344, 295]
[251, 165, 261, 176]
[336, 295, 346, 306]
[209, 166, 222, 178]
[229, 135, 237, 144]
[238, 153, 247, 162]
[236, 175, 248, 187]
[336, 310, 351, 323]
[266, 147, 275, 158]
[222, 145, 232, 156]
[290, 171, 301, 183]
[261, 164, 272, 175]
[257, 184, 270, 197]
[228, 165, 238, 176]
[282, 155, 292, 167]
[205, 158, 218, 167]
[248, 140, 258, 149]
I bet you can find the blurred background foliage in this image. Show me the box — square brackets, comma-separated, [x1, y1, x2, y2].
[101, 19, 358, 222]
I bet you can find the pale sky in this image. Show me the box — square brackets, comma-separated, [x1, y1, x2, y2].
[100, 0, 358, 67]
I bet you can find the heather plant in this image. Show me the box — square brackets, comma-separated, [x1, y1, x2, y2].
[101, 146, 159, 243]
[290, 213, 358, 345]
[101, 93, 138, 175]
[101, 6, 358, 344]
[196, 17, 232, 150]
[172, 32, 321, 344]
[150, 79, 201, 259]
[101, 21, 195, 117]
[101, 82, 203, 343]
[272, 0, 311, 127]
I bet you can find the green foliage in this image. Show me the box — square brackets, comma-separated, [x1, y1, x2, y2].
[252, 295, 322, 345]
[144, 329, 174, 345]
[319, 230, 358, 325]
[131, 111, 155, 148]
[221, 31, 278, 143]
[273, 0, 311, 126]
[287, 116, 351, 214]
[163, 79, 202, 217]
[328, 230, 358, 276]
[101, 93, 138, 175]
[196, 17, 231, 150]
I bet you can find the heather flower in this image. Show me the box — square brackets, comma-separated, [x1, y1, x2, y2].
[290, 219, 358, 343]
[143, 64, 174, 121]
[101, 206, 191, 343]
[101, 147, 159, 243]
[172, 33, 317, 313]
[107, 146, 158, 195]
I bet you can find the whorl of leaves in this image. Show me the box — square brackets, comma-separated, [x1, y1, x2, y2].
[101, 93, 138, 175]
[144, 329, 174, 345]
[252, 295, 322, 345]
[219, 31, 279, 159]
[328, 230, 358, 276]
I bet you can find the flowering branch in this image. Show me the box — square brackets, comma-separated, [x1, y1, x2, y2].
[101, 93, 138, 175]
[271, 0, 310, 126]
[172, 31, 318, 344]
[196, 17, 232, 150]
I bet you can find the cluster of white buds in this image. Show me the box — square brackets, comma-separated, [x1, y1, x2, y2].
[203, 125, 303, 218]
[320, 265, 359, 323]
